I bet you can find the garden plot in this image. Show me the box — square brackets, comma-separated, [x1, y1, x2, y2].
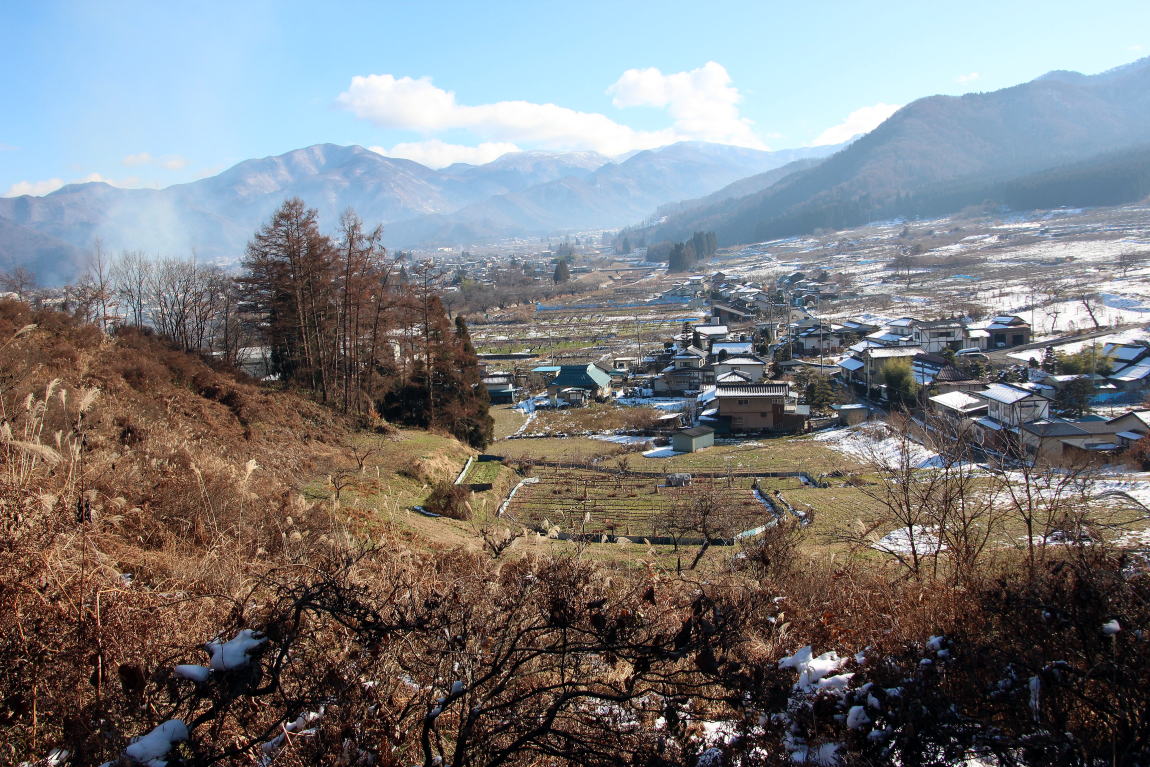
[626, 437, 861, 474]
[501, 468, 770, 540]
[515, 403, 664, 437]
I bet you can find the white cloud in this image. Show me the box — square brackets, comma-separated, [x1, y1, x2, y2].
[369, 140, 521, 168]
[337, 62, 765, 156]
[809, 102, 902, 146]
[0, 143, 16, 152]
[1130, 44, 1145, 53]
[122, 152, 188, 170]
[5, 178, 67, 197]
[955, 72, 981, 84]
[607, 61, 765, 149]
[3, 172, 161, 198]
[338, 73, 664, 155]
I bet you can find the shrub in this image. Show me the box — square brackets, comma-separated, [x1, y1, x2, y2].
[424, 481, 472, 520]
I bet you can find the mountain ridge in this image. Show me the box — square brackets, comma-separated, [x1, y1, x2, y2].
[647, 57, 1150, 245]
[0, 141, 833, 281]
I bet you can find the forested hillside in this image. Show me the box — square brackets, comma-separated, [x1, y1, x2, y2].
[68, 198, 493, 449]
[648, 57, 1150, 246]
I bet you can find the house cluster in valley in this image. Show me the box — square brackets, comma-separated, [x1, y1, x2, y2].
[480, 269, 1150, 466]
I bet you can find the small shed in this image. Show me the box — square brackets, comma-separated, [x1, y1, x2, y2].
[671, 426, 715, 453]
[835, 403, 869, 426]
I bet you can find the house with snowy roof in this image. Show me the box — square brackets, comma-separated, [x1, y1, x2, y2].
[912, 318, 967, 353]
[657, 345, 712, 394]
[713, 354, 768, 383]
[481, 373, 518, 404]
[1019, 409, 1150, 464]
[691, 323, 731, 349]
[1104, 341, 1150, 392]
[864, 317, 920, 347]
[973, 383, 1051, 428]
[836, 345, 923, 390]
[969, 383, 1051, 452]
[912, 353, 984, 394]
[978, 315, 1032, 349]
[715, 369, 755, 385]
[711, 340, 754, 357]
[928, 390, 988, 422]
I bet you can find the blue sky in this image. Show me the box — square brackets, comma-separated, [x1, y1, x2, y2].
[2, 0, 1147, 196]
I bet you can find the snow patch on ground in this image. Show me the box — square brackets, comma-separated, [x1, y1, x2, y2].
[615, 396, 691, 411]
[643, 446, 683, 458]
[590, 434, 654, 445]
[874, 526, 945, 555]
[812, 423, 942, 468]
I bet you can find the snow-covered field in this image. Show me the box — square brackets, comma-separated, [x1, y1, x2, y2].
[722, 204, 1150, 338]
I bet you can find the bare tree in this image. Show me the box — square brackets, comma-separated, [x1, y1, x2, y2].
[0, 266, 37, 299]
[668, 483, 740, 570]
[840, 416, 950, 580]
[77, 240, 116, 330]
[985, 448, 1099, 578]
[110, 250, 152, 327]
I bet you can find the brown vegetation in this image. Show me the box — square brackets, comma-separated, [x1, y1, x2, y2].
[2, 300, 1149, 766]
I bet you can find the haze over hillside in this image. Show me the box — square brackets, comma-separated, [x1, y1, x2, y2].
[0, 142, 835, 284]
[645, 57, 1150, 246]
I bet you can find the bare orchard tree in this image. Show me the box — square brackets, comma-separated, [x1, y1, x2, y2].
[1117, 250, 1148, 278]
[1076, 290, 1103, 330]
[985, 447, 1100, 579]
[836, 414, 951, 580]
[667, 482, 741, 571]
[1036, 278, 1068, 334]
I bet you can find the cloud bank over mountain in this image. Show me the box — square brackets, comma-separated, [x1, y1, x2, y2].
[337, 62, 766, 161]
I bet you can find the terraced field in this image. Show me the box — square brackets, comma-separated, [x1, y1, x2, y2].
[503, 468, 771, 540]
[627, 436, 865, 474]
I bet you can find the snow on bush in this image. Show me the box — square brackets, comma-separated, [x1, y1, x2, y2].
[777, 646, 852, 765]
[122, 719, 188, 766]
[207, 628, 266, 671]
[173, 664, 211, 683]
[778, 646, 853, 694]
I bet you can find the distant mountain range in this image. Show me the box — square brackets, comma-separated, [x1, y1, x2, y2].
[0, 142, 836, 284]
[645, 57, 1150, 246]
[5, 56, 1150, 285]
